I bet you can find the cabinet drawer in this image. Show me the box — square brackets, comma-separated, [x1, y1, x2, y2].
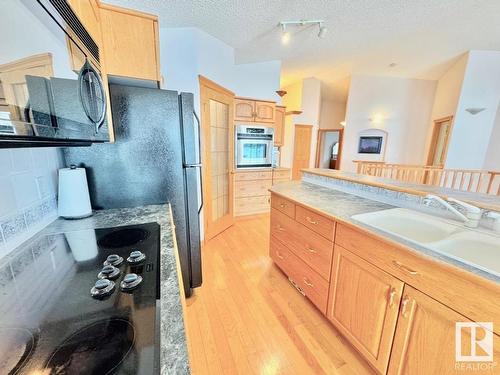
[336, 223, 500, 333]
[234, 170, 272, 181]
[235, 196, 270, 216]
[272, 178, 290, 186]
[234, 180, 272, 198]
[271, 208, 334, 280]
[270, 236, 329, 313]
[271, 194, 295, 218]
[273, 169, 291, 180]
[296, 206, 335, 241]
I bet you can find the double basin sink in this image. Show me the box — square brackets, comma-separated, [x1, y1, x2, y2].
[352, 208, 500, 277]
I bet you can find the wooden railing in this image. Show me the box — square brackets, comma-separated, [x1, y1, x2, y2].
[354, 161, 500, 195]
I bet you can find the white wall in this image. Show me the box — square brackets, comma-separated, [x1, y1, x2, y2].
[0, 148, 61, 258]
[319, 99, 346, 130]
[445, 51, 500, 169]
[483, 103, 500, 171]
[280, 78, 322, 169]
[342, 75, 436, 172]
[159, 27, 281, 113]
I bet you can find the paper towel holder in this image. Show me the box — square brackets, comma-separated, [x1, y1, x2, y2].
[58, 165, 93, 219]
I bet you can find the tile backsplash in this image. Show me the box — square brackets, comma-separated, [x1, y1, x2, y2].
[0, 148, 62, 258]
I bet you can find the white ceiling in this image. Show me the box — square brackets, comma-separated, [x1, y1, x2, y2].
[107, 0, 500, 100]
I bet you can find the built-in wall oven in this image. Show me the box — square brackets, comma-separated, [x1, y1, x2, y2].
[236, 125, 274, 168]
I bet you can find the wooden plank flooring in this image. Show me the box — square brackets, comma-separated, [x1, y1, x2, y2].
[184, 214, 375, 375]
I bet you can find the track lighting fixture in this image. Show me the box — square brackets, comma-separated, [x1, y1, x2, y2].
[278, 20, 326, 44]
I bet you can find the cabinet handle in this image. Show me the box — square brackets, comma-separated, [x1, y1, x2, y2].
[275, 251, 284, 259]
[306, 246, 317, 254]
[279, 203, 287, 208]
[392, 260, 419, 276]
[306, 216, 318, 225]
[276, 225, 285, 232]
[388, 288, 397, 307]
[303, 277, 314, 287]
[401, 296, 411, 317]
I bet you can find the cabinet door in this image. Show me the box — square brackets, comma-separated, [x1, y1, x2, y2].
[67, 0, 102, 46]
[255, 100, 275, 123]
[328, 245, 404, 374]
[234, 98, 255, 122]
[274, 106, 285, 146]
[388, 285, 500, 375]
[100, 4, 160, 81]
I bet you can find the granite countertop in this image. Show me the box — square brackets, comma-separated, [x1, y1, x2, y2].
[303, 168, 500, 212]
[270, 181, 500, 284]
[40, 204, 190, 374]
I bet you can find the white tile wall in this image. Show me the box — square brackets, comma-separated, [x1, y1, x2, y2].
[0, 148, 62, 259]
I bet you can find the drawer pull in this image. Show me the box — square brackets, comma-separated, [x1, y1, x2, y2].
[279, 203, 287, 208]
[388, 288, 397, 307]
[392, 260, 419, 276]
[275, 251, 284, 259]
[306, 246, 317, 254]
[303, 277, 314, 287]
[305, 216, 318, 225]
[276, 225, 285, 232]
[401, 296, 411, 317]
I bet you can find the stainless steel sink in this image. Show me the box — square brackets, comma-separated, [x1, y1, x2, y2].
[352, 208, 500, 277]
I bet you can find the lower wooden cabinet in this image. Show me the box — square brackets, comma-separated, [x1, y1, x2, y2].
[327, 245, 404, 374]
[388, 285, 500, 375]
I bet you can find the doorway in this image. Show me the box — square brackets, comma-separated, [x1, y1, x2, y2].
[315, 129, 344, 170]
[199, 76, 235, 240]
[427, 116, 453, 167]
[292, 124, 313, 180]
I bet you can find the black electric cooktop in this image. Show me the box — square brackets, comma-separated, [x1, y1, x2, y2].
[0, 222, 161, 375]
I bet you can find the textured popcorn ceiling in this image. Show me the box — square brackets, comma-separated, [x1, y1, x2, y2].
[106, 0, 500, 100]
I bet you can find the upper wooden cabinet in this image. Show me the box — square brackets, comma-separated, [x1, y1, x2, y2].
[99, 3, 160, 81]
[328, 245, 404, 374]
[67, 0, 102, 46]
[234, 97, 275, 123]
[388, 285, 500, 375]
[274, 105, 285, 146]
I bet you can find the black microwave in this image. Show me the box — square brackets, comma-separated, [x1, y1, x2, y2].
[0, 0, 110, 147]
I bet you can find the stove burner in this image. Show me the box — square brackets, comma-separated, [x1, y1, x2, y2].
[120, 273, 143, 292]
[45, 318, 135, 375]
[98, 228, 150, 248]
[0, 327, 37, 375]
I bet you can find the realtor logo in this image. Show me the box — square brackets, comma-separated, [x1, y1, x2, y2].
[455, 322, 494, 362]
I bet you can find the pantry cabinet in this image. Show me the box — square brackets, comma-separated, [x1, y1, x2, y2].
[328, 245, 403, 374]
[274, 105, 285, 146]
[388, 285, 500, 375]
[99, 3, 160, 82]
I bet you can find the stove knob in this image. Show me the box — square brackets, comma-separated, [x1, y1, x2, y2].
[120, 273, 143, 291]
[127, 250, 146, 264]
[103, 254, 123, 267]
[98, 265, 120, 280]
[91, 279, 115, 298]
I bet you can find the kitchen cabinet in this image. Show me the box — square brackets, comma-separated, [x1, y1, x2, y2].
[234, 169, 291, 216]
[67, 0, 102, 46]
[327, 245, 403, 374]
[99, 3, 160, 81]
[234, 97, 275, 123]
[274, 105, 285, 146]
[272, 168, 291, 185]
[388, 285, 500, 375]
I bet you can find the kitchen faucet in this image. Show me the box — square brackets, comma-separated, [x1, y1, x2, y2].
[423, 195, 482, 228]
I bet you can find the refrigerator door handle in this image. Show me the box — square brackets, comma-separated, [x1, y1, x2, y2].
[197, 165, 203, 214]
[193, 110, 202, 164]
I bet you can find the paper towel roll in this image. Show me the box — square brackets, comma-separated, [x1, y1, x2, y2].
[58, 166, 93, 219]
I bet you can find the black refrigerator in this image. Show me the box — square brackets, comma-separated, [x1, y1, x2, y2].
[63, 84, 202, 297]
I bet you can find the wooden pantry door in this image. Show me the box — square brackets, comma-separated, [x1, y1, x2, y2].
[292, 124, 313, 180]
[199, 76, 235, 240]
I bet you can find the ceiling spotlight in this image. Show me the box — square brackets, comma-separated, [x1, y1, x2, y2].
[318, 23, 327, 38]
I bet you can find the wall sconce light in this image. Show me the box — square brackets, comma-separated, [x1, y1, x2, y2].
[465, 107, 486, 115]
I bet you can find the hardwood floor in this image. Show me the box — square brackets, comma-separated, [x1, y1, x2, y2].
[184, 214, 375, 375]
